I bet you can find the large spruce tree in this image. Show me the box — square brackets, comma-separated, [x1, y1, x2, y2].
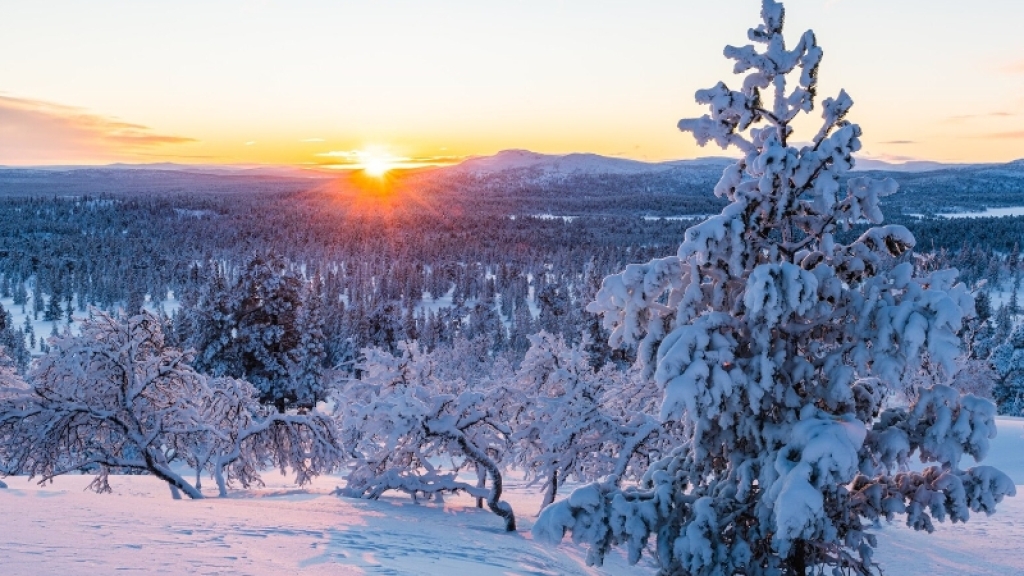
[535, 2, 1014, 574]
[186, 254, 326, 412]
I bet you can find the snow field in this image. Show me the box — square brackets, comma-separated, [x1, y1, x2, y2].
[0, 471, 648, 576]
[2, 417, 1023, 575]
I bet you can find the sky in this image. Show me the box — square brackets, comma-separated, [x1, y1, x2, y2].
[1, 0, 1023, 167]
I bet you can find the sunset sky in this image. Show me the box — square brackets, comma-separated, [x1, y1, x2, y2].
[2, 0, 1022, 167]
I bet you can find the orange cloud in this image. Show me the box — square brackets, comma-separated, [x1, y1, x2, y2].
[860, 153, 918, 163]
[0, 95, 196, 165]
[944, 111, 1015, 123]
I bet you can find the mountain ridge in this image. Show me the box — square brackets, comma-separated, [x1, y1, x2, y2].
[3, 151, 1021, 179]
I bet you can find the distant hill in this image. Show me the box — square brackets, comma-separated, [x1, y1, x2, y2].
[851, 159, 977, 173]
[437, 150, 1007, 178]
[438, 149, 734, 177]
[415, 150, 1024, 218]
[444, 150, 661, 176]
[7, 152, 1017, 179]
[0, 166, 324, 198]
[3, 153, 1022, 217]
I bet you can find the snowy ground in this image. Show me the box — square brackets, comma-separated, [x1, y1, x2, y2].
[2, 420, 1024, 575]
[0, 472, 651, 576]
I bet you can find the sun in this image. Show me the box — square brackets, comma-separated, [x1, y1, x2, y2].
[359, 148, 394, 177]
[362, 156, 391, 177]
[316, 146, 414, 176]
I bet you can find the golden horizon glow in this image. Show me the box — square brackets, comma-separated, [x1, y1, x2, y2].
[310, 166, 441, 227]
[309, 146, 452, 175]
[1, 1, 1022, 166]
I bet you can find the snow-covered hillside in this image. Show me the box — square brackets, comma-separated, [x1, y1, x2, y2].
[444, 149, 733, 177]
[850, 159, 967, 172]
[434, 149, 999, 178]
[448, 149, 667, 176]
[2, 417, 1023, 575]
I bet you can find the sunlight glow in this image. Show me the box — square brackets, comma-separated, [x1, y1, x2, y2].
[362, 152, 393, 177]
[314, 146, 410, 176]
[311, 163, 440, 223]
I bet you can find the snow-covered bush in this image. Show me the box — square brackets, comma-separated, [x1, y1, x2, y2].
[0, 310, 341, 499]
[510, 332, 660, 510]
[337, 342, 517, 531]
[185, 375, 342, 497]
[535, 2, 1014, 574]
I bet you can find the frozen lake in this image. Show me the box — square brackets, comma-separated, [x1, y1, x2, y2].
[937, 206, 1024, 219]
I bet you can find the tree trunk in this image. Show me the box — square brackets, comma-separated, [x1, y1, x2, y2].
[450, 433, 516, 531]
[788, 540, 807, 576]
[214, 459, 230, 497]
[475, 464, 486, 509]
[540, 469, 558, 512]
[144, 451, 204, 499]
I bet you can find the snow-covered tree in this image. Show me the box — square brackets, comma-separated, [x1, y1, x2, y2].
[337, 342, 517, 531]
[535, 2, 1013, 574]
[187, 375, 341, 497]
[0, 348, 28, 489]
[990, 324, 1024, 415]
[510, 332, 659, 510]
[43, 291, 64, 323]
[185, 254, 327, 412]
[290, 283, 329, 407]
[363, 299, 406, 352]
[0, 310, 341, 499]
[0, 304, 30, 373]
